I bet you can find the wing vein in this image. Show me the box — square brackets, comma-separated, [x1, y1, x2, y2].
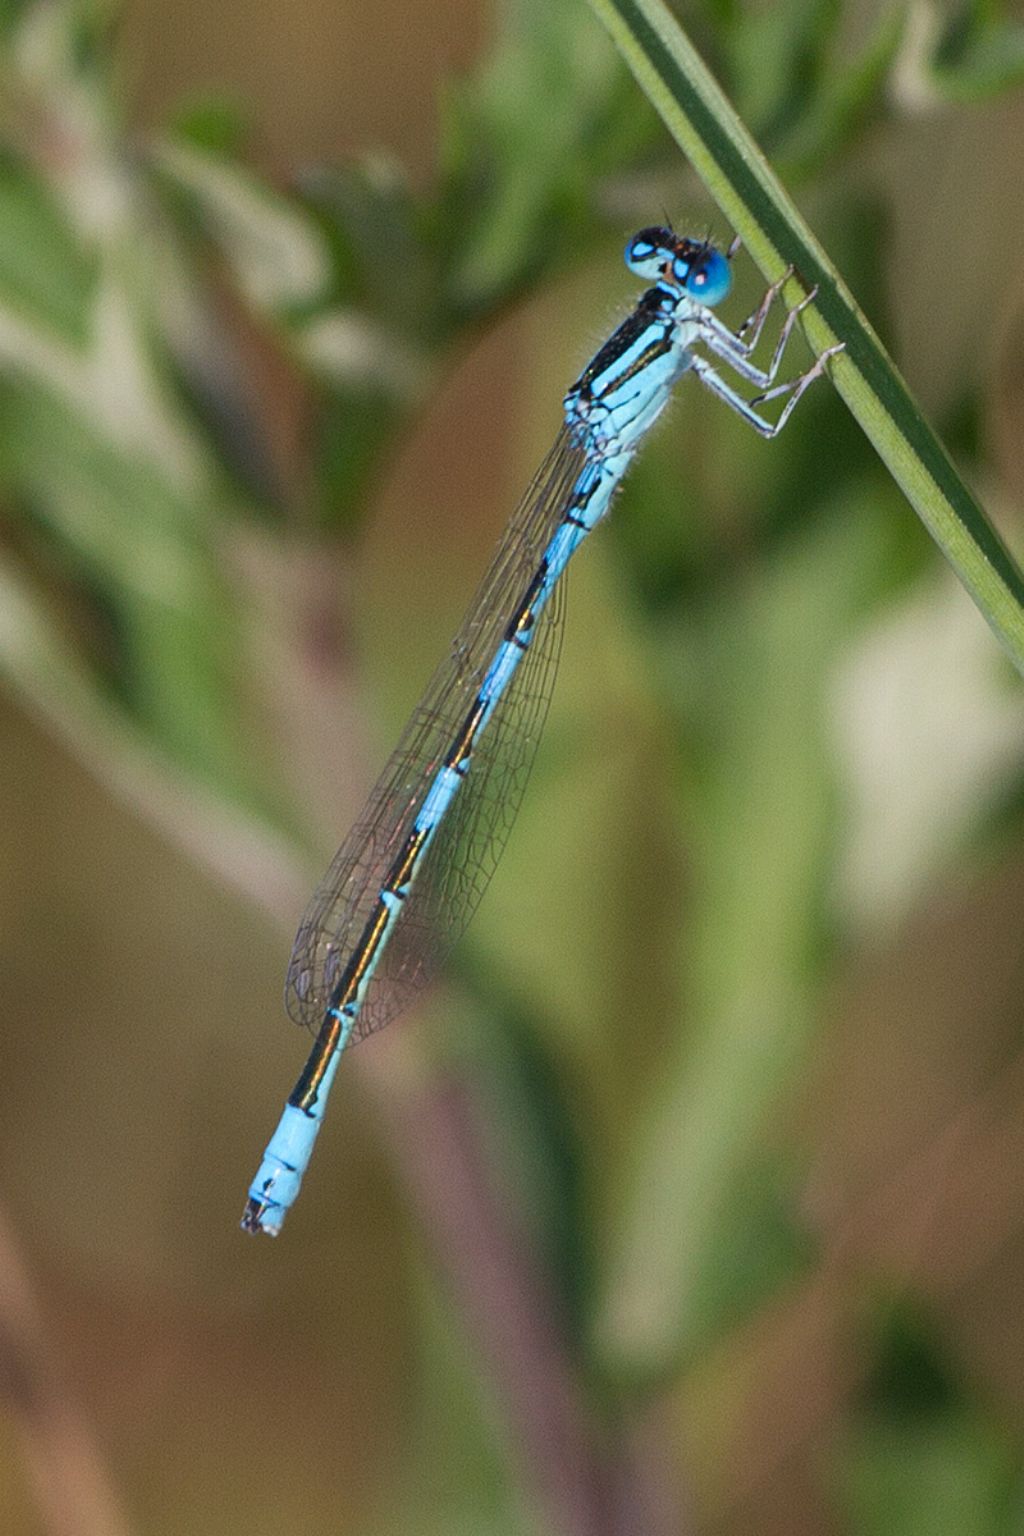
[285, 425, 585, 1033]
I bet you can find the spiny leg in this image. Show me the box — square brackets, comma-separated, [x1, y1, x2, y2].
[734, 263, 795, 350]
[749, 336, 842, 408]
[705, 260, 798, 364]
[690, 343, 844, 439]
[698, 284, 819, 389]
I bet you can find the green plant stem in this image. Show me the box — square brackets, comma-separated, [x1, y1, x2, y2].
[586, 0, 1024, 673]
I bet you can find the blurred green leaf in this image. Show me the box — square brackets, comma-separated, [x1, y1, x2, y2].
[773, 5, 906, 178]
[300, 159, 433, 336]
[680, 1154, 814, 1338]
[0, 0, 29, 41]
[721, 0, 841, 142]
[435, 0, 654, 314]
[0, 376, 281, 812]
[0, 155, 97, 341]
[840, 1303, 1020, 1536]
[842, 1419, 1020, 1536]
[154, 139, 331, 315]
[0, 378, 207, 591]
[928, 0, 1024, 103]
[168, 94, 252, 156]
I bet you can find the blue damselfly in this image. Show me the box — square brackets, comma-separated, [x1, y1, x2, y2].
[242, 227, 841, 1235]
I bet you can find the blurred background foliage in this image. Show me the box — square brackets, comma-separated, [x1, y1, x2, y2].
[1, 0, 1024, 1532]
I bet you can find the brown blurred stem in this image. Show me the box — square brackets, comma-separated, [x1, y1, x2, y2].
[364, 1039, 688, 1536]
[0, 1201, 134, 1536]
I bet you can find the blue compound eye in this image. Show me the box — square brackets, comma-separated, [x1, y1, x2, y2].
[625, 226, 675, 281]
[687, 247, 731, 306]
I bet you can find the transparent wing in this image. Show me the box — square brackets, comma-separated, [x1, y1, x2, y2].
[353, 569, 565, 1041]
[285, 426, 585, 1033]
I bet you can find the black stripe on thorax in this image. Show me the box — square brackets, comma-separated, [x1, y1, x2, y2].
[571, 287, 674, 403]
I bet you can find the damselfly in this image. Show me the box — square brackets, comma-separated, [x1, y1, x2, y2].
[242, 226, 842, 1235]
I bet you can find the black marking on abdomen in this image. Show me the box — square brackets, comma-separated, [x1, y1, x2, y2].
[504, 558, 548, 649]
[446, 694, 487, 773]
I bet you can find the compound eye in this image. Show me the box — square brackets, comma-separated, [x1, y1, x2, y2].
[687, 248, 731, 306]
[625, 226, 676, 282]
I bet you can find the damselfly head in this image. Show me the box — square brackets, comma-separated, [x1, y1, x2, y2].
[625, 227, 732, 307]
